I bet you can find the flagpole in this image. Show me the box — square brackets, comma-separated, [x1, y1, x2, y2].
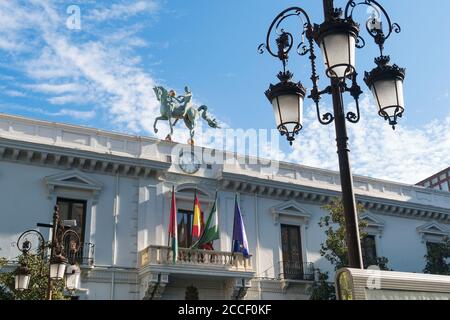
[231, 193, 237, 259]
[167, 185, 174, 262]
[167, 186, 174, 248]
[192, 188, 197, 248]
[191, 189, 199, 248]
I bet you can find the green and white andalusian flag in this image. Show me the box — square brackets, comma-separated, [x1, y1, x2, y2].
[192, 194, 219, 249]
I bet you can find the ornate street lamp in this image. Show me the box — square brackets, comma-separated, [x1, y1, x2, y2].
[14, 264, 30, 292]
[259, 0, 405, 269]
[364, 56, 405, 129]
[265, 71, 306, 145]
[13, 206, 81, 299]
[49, 255, 68, 280]
[46, 206, 81, 298]
[65, 234, 82, 292]
[65, 264, 81, 292]
[314, 16, 360, 79]
[14, 234, 44, 291]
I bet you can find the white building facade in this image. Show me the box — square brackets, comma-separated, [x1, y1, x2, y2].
[0, 113, 449, 300]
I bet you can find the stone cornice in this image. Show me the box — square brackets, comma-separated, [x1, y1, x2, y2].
[219, 172, 450, 223]
[139, 264, 255, 279]
[82, 266, 138, 283]
[0, 137, 171, 178]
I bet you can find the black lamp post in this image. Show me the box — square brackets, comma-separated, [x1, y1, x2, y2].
[14, 206, 81, 299]
[259, 0, 405, 269]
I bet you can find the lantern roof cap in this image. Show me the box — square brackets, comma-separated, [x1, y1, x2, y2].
[265, 71, 306, 102]
[364, 55, 406, 87]
[313, 17, 360, 45]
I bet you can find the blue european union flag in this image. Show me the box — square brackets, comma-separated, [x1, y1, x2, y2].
[232, 196, 249, 258]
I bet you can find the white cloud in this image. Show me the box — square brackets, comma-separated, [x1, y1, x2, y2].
[86, 1, 159, 22]
[48, 95, 83, 105]
[0, 104, 95, 120]
[4, 90, 26, 98]
[0, 86, 26, 98]
[54, 108, 96, 120]
[0, 1, 163, 133]
[25, 83, 83, 95]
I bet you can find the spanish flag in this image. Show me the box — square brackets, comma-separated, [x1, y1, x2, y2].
[192, 190, 203, 242]
[192, 193, 219, 250]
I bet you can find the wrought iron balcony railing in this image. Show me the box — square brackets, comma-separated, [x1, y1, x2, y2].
[279, 261, 315, 281]
[139, 245, 253, 272]
[64, 242, 95, 267]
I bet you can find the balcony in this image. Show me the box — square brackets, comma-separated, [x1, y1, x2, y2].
[65, 242, 95, 267]
[279, 261, 315, 281]
[138, 245, 253, 277]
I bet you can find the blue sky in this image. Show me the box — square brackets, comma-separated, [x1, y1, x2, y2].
[0, 0, 449, 184]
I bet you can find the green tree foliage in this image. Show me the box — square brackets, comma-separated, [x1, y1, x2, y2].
[309, 271, 336, 300]
[310, 198, 391, 300]
[423, 238, 450, 275]
[318, 199, 369, 270]
[0, 253, 66, 300]
[0, 257, 14, 300]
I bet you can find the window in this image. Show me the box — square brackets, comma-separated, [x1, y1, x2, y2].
[281, 224, 304, 280]
[57, 198, 87, 242]
[57, 198, 87, 262]
[177, 210, 193, 248]
[426, 241, 444, 264]
[361, 235, 377, 268]
[177, 209, 206, 249]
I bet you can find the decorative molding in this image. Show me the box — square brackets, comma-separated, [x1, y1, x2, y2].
[270, 200, 311, 226]
[220, 172, 450, 224]
[417, 221, 449, 244]
[281, 279, 314, 295]
[81, 267, 138, 283]
[229, 278, 251, 300]
[0, 137, 170, 179]
[142, 273, 169, 300]
[44, 169, 103, 203]
[360, 213, 385, 238]
[175, 183, 214, 203]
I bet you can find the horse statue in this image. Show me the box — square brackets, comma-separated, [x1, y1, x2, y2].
[153, 86, 220, 144]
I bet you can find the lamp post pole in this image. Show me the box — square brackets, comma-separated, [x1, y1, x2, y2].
[323, 0, 334, 20]
[14, 206, 82, 298]
[330, 77, 364, 269]
[46, 207, 59, 300]
[323, 0, 363, 269]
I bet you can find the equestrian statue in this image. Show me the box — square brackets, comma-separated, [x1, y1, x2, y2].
[153, 86, 220, 144]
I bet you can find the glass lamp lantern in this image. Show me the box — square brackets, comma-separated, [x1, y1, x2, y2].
[65, 264, 81, 291]
[364, 56, 406, 129]
[265, 71, 306, 145]
[314, 18, 360, 79]
[50, 255, 68, 280]
[14, 265, 30, 291]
